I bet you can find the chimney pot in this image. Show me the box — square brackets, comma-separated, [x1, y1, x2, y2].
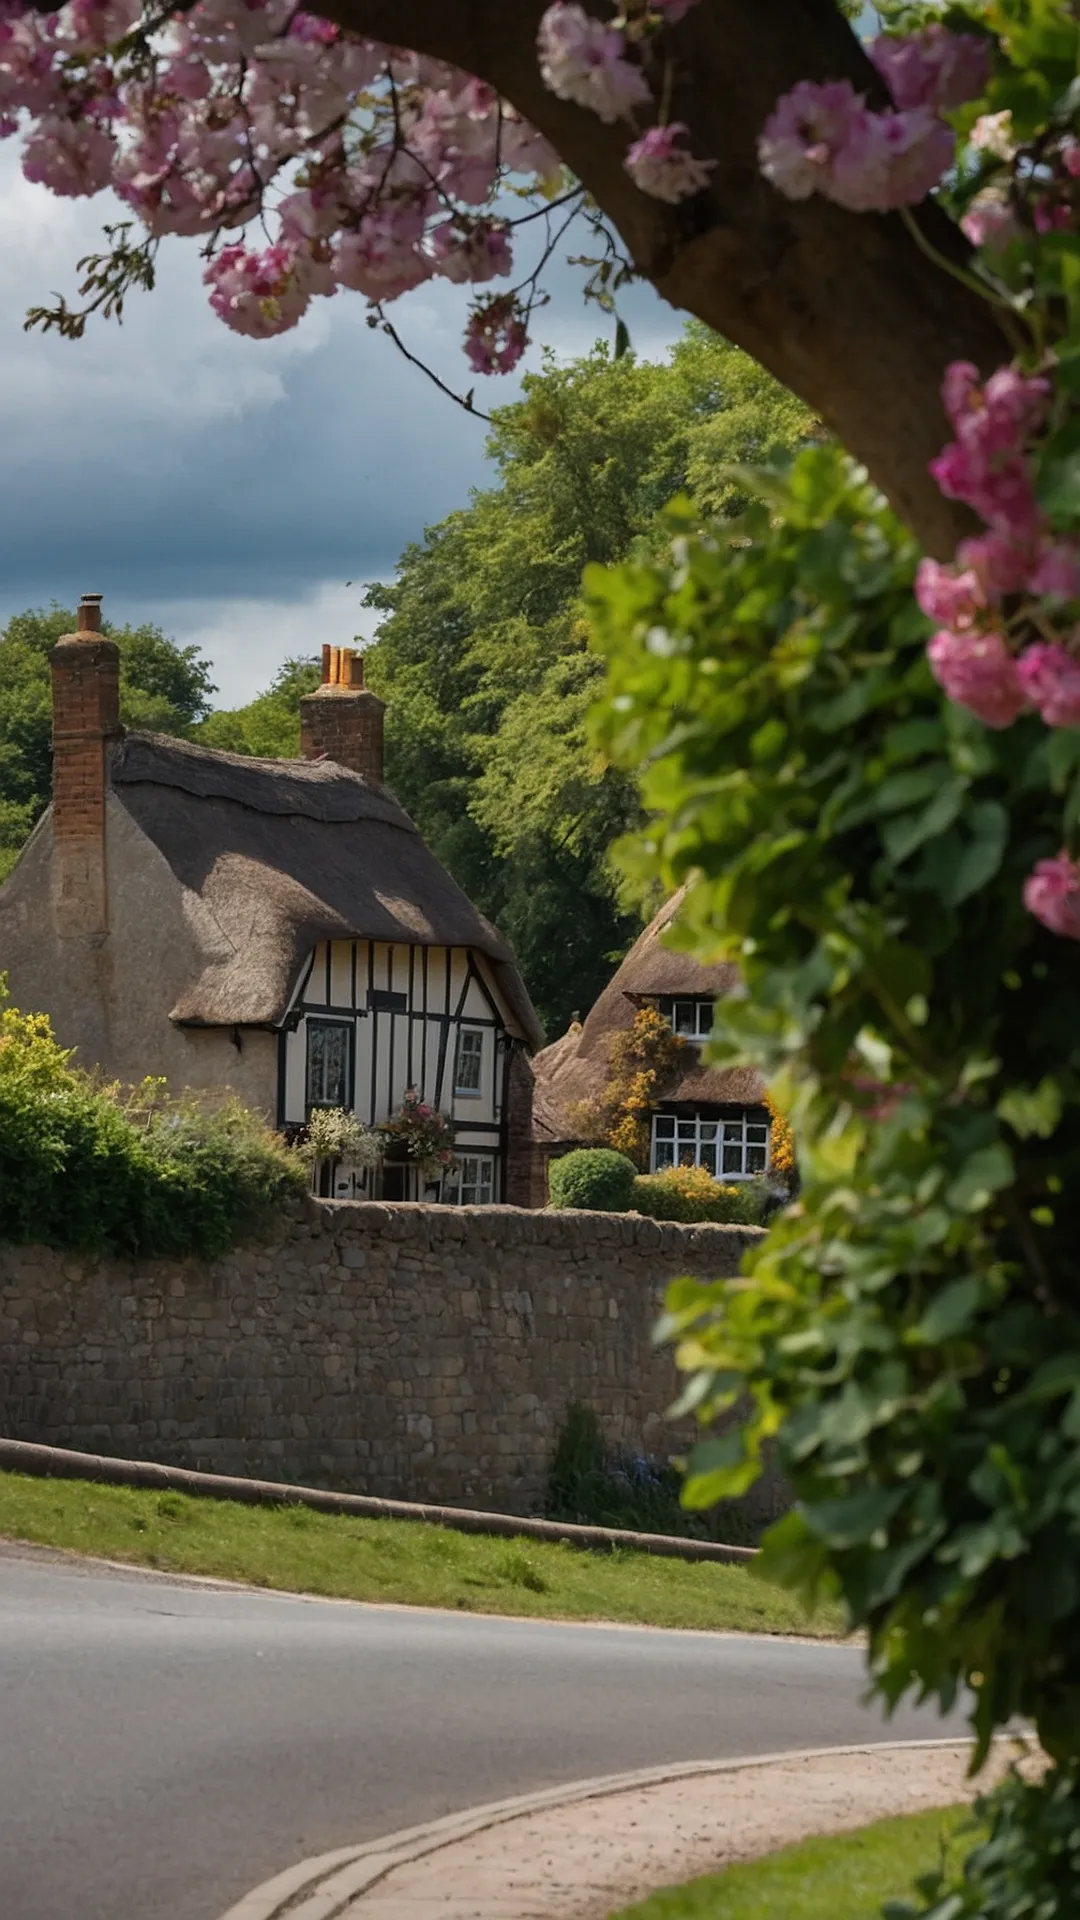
[78, 593, 103, 633]
[299, 648, 384, 784]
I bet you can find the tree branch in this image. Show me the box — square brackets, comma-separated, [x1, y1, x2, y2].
[309, 0, 1011, 556]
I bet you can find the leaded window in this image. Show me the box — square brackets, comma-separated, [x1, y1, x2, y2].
[454, 1028, 484, 1095]
[651, 1109, 770, 1179]
[306, 1019, 350, 1109]
[455, 1154, 495, 1205]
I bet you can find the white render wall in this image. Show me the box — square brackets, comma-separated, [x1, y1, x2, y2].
[282, 939, 514, 1161]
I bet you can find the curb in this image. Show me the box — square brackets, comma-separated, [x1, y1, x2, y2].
[0, 1437, 757, 1566]
[216, 1737, 997, 1920]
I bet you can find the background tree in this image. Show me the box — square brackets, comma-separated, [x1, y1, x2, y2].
[0, 607, 215, 879]
[194, 658, 321, 756]
[364, 324, 814, 1032]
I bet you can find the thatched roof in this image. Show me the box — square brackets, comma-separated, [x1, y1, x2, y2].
[110, 732, 542, 1045]
[531, 888, 763, 1143]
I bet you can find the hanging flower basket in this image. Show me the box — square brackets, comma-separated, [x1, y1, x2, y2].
[380, 1089, 456, 1182]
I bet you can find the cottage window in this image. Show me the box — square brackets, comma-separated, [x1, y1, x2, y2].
[454, 1027, 484, 1095]
[306, 1019, 351, 1109]
[455, 1154, 495, 1205]
[651, 1109, 769, 1179]
[659, 996, 715, 1040]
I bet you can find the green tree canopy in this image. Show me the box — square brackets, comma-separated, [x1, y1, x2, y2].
[0, 605, 215, 880]
[362, 323, 815, 1034]
[194, 658, 321, 757]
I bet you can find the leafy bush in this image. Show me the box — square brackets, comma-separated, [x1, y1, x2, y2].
[545, 1403, 765, 1546]
[591, 435, 1080, 1910]
[0, 985, 305, 1256]
[548, 1147, 637, 1211]
[632, 1165, 772, 1225]
[300, 1107, 384, 1175]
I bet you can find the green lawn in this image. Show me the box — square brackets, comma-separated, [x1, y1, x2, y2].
[612, 1805, 973, 1918]
[0, 1469, 846, 1636]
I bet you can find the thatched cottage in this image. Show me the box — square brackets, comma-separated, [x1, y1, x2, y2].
[0, 596, 541, 1205]
[524, 889, 770, 1205]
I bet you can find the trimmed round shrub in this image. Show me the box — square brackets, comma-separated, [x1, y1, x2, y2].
[548, 1147, 637, 1212]
[632, 1165, 770, 1225]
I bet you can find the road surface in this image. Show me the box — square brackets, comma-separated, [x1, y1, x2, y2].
[0, 1547, 960, 1920]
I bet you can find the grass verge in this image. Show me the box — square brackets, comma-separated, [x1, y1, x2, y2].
[0, 1469, 846, 1636]
[612, 1804, 973, 1918]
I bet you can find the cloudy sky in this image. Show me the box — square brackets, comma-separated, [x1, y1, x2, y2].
[0, 149, 684, 706]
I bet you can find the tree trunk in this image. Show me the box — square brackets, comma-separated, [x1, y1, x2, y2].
[322, 0, 1012, 555]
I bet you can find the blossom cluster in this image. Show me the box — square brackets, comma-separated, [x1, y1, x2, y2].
[760, 26, 1080, 941]
[0, 0, 580, 363]
[538, 0, 712, 203]
[0, 0, 712, 360]
[758, 25, 988, 212]
[916, 363, 1080, 731]
[917, 358, 1080, 941]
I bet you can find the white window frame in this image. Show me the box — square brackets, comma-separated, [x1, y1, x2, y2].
[661, 997, 716, 1040]
[306, 1018, 351, 1110]
[454, 1027, 485, 1097]
[453, 1153, 496, 1206]
[650, 1109, 770, 1180]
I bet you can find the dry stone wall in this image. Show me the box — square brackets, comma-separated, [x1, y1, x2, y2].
[0, 1200, 769, 1516]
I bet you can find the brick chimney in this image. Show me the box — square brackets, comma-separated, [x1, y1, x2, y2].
[49, 593, 122, 936]
[299, 644, 384, 784]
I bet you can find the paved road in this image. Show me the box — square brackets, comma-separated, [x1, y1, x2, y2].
[0, 1549, 961, 1920]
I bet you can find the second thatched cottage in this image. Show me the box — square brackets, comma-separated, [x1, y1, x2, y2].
[523, 890, 775, 1205]
[0, 596, 542, 1205]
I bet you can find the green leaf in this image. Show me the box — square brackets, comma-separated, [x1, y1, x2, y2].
[945, 1143, 1014, 1213]
[881, 777, 967, 864]
[938, 801, 1009, 907]
[804, 1484, 907, 1549]
[614, 318, 631, 360]
[997, 1078, 1063, 1140]
[914, 1276, 983, 1345]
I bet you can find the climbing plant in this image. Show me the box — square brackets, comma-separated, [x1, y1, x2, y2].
[566, 1004, 686, 1167]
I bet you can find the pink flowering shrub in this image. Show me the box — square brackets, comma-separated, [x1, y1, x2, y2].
[1023, 853, 1080, 939]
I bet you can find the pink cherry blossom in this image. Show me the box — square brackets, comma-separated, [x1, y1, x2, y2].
[22, 114, 116, 194]
[431, 216, 511, 284]
[927, 628, 1029, 728]
[1029, 542, 1080, 599]
[204, 241, 320, 337]
[537, 2, 651, 124]
[332, 205, 433, 300]
[863, 105, 952, 210]
[869, 25, 990, 112]
[961, 187, 1020, 252]
[465, 292, 528, 374]
[58, 0, 140, 52]
[1024, 853, 1080, 939]
[758, 79, 872, 202]
[915, 557, 985, 630]
[969, 111, 1016, 161]
[1016, 644, 1080, 726]
[956, 531, 1035, 599]
[759, 80, 952, 212]
[931, 362, 1049, 538]
[624, 121, 713, 202]
[499, 108, 561, 182]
